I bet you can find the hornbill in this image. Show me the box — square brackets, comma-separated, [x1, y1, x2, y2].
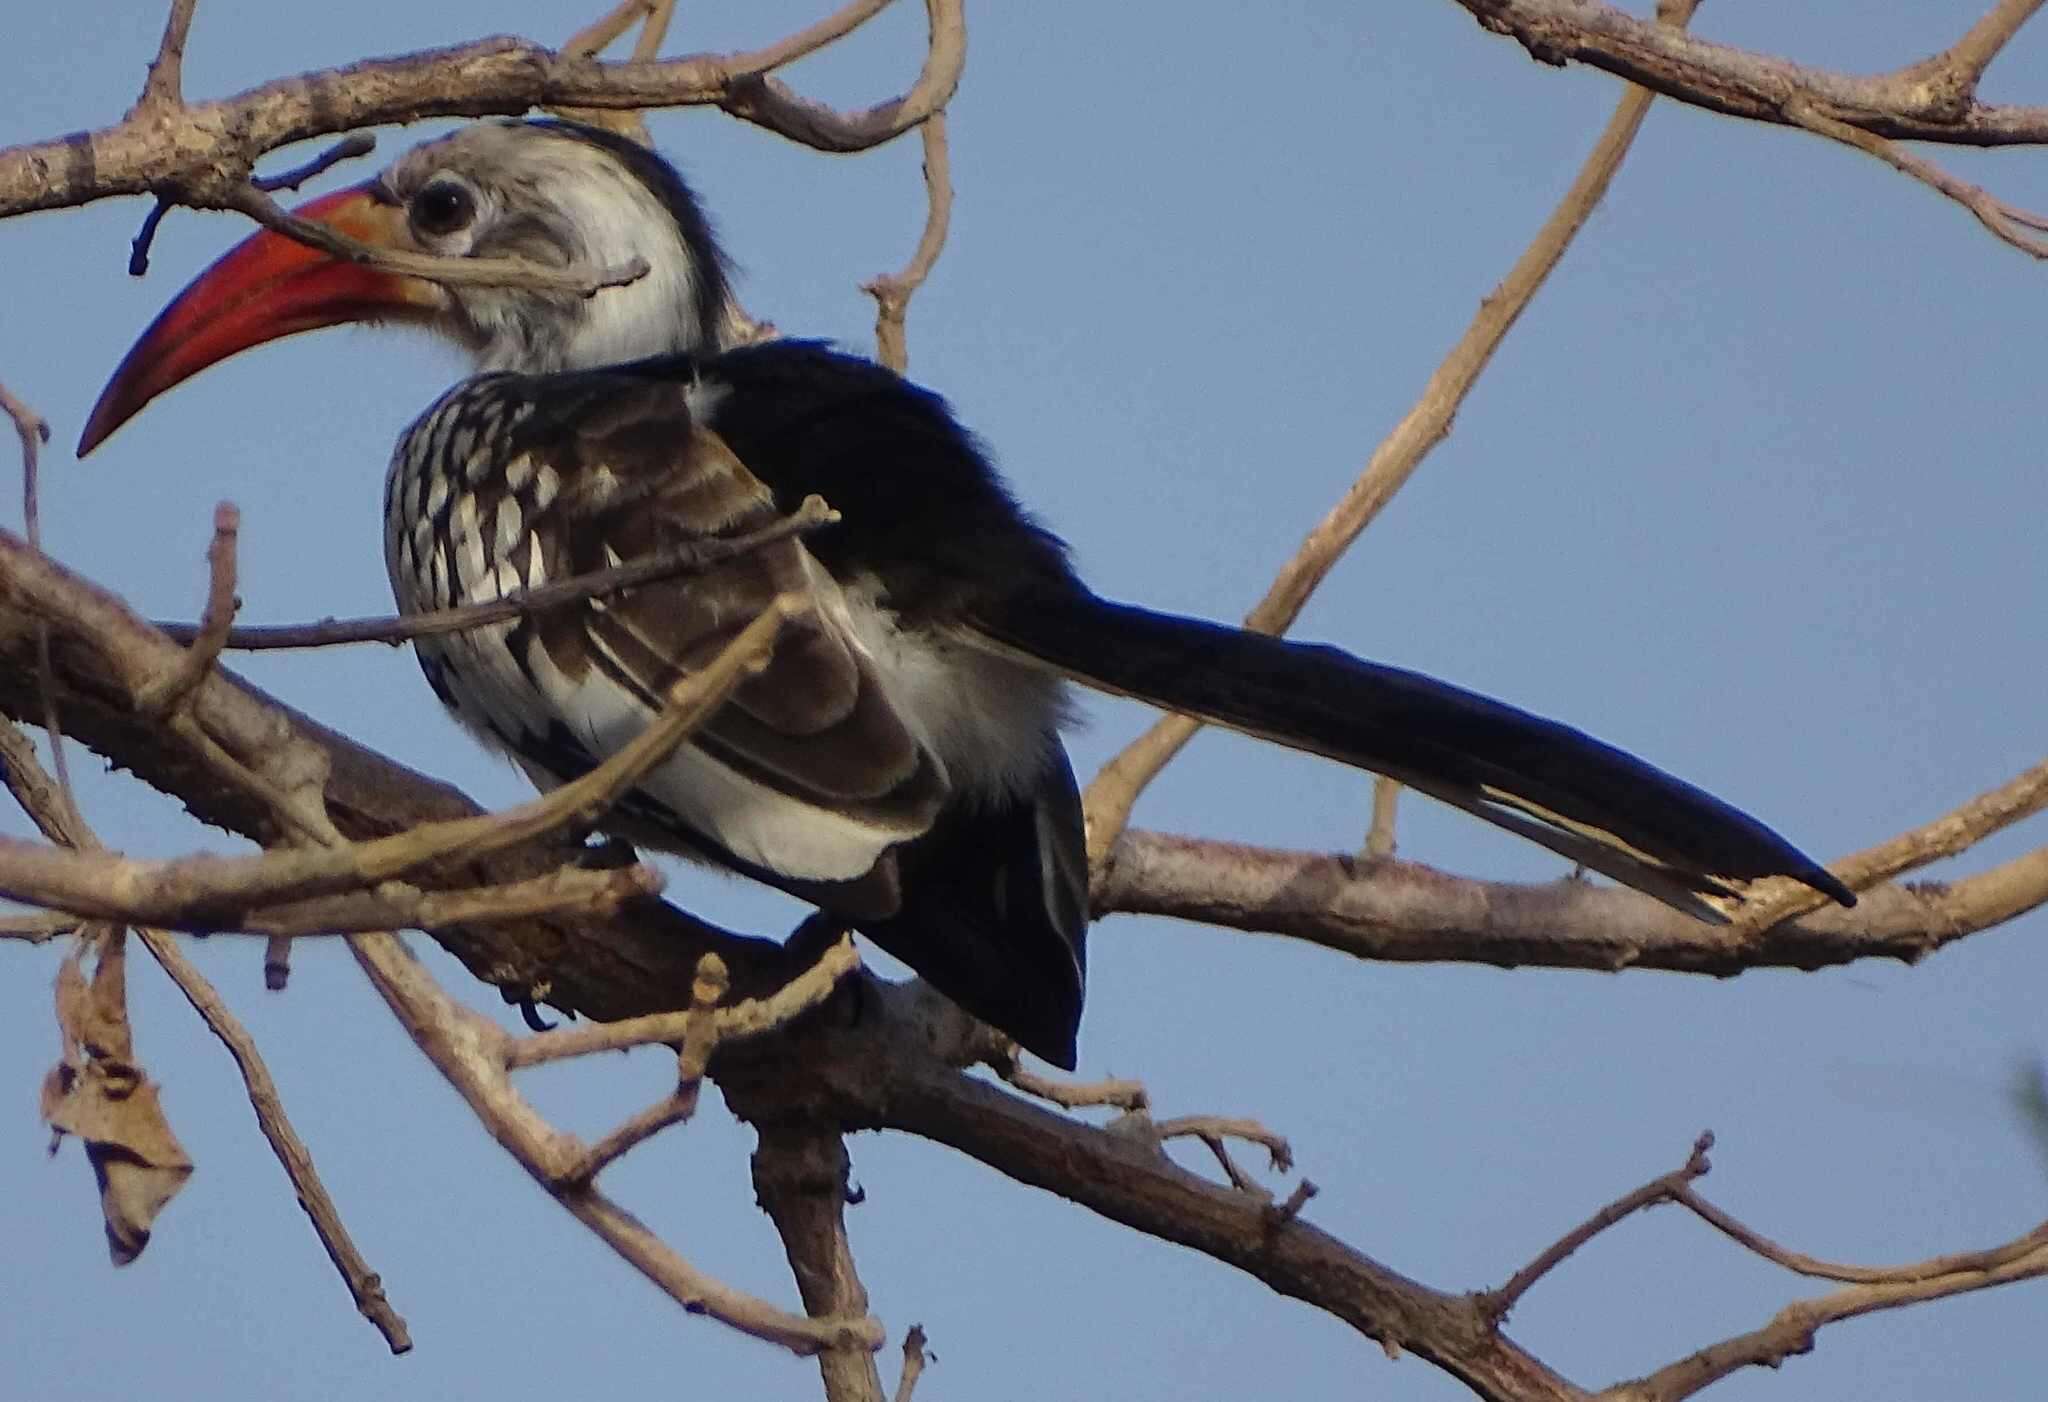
[80, 120, 1853, 1068]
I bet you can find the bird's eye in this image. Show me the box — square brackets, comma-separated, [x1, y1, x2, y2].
[410, 181, 477, 238]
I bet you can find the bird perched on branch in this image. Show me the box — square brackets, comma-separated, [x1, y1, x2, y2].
[81, 120, 1852, 1068]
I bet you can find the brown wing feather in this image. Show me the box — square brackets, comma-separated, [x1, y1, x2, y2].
[527, 376, 950, 857]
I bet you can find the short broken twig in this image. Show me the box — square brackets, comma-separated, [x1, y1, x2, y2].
[893, 1324, 930, 1402]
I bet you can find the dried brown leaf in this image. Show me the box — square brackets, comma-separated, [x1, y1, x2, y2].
[43, 938, 193, 1263]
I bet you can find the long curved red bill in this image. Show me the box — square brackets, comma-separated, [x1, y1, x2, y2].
[79, 182, 439, 455]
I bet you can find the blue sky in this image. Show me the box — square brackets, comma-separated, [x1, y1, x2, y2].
[3, 3, 2045, 1399]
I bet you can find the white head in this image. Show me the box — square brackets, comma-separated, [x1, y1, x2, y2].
[81, 120, 736, 450]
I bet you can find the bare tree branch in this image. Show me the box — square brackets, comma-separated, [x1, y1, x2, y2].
[0, 0, 964, 219]
[1081, 0, 1696, 859]
[349, 926, 883, 1356]
[1096, 825, 2048, 975]
[1449, 0, 2048, 142]
[139, 926, 412, 1351]
[506, 933, 859, 1067]
[753, 1124, 888, 1402]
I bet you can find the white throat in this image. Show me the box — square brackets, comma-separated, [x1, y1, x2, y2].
[464, 144, 716, 374]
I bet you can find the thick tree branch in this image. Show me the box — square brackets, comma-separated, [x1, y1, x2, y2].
[1097, 828, 2048, 975]
[753, 1125, 888, 1402]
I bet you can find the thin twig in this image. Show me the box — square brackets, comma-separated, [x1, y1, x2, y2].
[3, 3, 975, 220]
[1480, 1132, 1714, 1321]
[726, 0, 894, 77]
[253, 133, 378, 193]
[717, 0, 965, 155]
[0, 381, 48, 539]
[1786, 97, 2048, 260]
[133, 135, 378, 276]
[138, 929, 411, 1350]
[1671, 1187, 2048, 1286]
[0, 828, 660, 938]
[563, 0, 654, 57]
[560, 952, 727, 1184]
[1444, 0, 2048, 144]
[994, 1056, 1149, 1112]
[1265, 1179, 1318, 1228]
[156, 497, 834, 651]
[1153, 1115, 1295, 1175]
[0, 380, 83, 849]
[1080, 0, 1701, 862]
[0, 603, 786, 929]
[1730, 754, 2048, 932]
[223, 184, 649, 298]
[864, 110, 953, 373]
[508, 932, 857, 1068]
[349, 928, 877, 1354]
[135, 502, 240, 716]
[632, 0, 676, 60]
[0, 711, 405, 1349]
[127, 202, 172, 276]
[0, 909, 76, 941]
[1616, 1220, 2048, 1400]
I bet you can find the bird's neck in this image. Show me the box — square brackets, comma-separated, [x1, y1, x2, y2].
[473, 269, 728, 376]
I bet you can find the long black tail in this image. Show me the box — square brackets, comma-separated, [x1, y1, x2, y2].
[972, 589, 1854, 913]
